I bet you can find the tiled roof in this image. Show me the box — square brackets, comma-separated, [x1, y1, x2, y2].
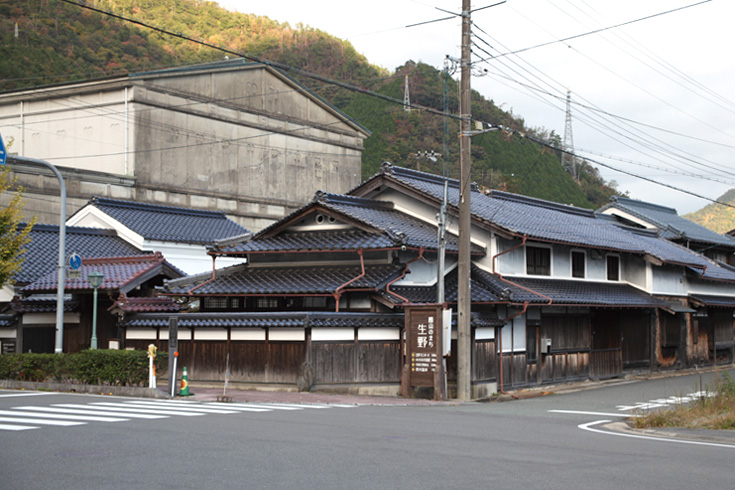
[214, 192, 484, 255]
[356, 164, 638, 251]
[163, 263, 405, 296]
[22, 252, 184, 294]
[11, 296, 79, 313]
[599, 196, 735, 248]
[689, 294, 735, 308]
[505, 276, 670, 307]
[14, 224, 142, 284]
[386, 266, 506, 304]
[123, 311, 404, 329]
[85, 197, 249, 245]
[108, 294, 182, 313]
[0, 314, 17, 327]
[355, 164, 735, 276]
[218, 230, 397, 253]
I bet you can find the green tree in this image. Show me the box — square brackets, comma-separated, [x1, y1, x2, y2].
[0, 166, 36, 287]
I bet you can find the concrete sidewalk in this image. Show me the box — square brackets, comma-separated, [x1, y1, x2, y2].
[185, 383, 462, 406]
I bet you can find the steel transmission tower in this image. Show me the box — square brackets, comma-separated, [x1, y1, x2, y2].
[562, 89, 577, 181]
[403, 75, 411, 112]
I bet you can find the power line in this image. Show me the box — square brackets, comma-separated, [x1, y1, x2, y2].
[58, 0, 459, 123]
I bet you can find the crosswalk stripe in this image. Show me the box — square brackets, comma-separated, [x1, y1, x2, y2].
[0, 392, 54, 398]
[117, 401, 238, 414]
[0, 416, 84, 426]
[209, 402, 302, 411]
[90, 402, 204, 416]
[0, 409, 127, 422]
[264, 403, 331, 409]
[17, 406, 167, 420]
[198, 403, 272, 412]
[0, 423, 39, 431]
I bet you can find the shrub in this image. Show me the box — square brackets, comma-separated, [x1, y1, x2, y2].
[0, 350, 168, 387]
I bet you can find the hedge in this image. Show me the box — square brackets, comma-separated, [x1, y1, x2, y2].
[0, 350, 168, 387]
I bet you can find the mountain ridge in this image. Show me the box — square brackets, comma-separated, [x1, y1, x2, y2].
[3, 0, 632, 210]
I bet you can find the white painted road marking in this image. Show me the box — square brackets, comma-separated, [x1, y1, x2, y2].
[0, 416, 84, 427]
[578, 420, 735, 449]
[16, 405, 167, 419]
[0, 392, 54, 398]
[616, 391, 714, 411]
[114, 401, 239, 414]
[0, 396, 355, 432]
[0, 409, 127, 422]
[0, 423, 38, 431]
[90, 402, 205, 416]
[549, 410, 640, 418]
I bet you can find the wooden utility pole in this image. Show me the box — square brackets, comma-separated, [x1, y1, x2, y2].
[457, 0, 472, 401]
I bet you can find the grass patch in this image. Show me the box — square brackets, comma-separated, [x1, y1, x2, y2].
[632, 372, 735, 431]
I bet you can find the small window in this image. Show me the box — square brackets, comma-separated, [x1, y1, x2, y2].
[527, 246, 551, 276]
[203, 297, 228, 310]
[256, 297, 279, 309]
[571, 251, 585, 278]
[607, 255, 620, 281]
[303, 297, 328, 309]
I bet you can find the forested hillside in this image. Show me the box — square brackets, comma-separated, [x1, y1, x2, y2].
[1, 0, 624, 208]
[684, 189, 735, 234]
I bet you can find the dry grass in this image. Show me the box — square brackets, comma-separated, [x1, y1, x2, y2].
[632, 373, 735, 430]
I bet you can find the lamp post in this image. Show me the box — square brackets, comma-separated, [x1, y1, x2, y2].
[88, 271, 104, 350]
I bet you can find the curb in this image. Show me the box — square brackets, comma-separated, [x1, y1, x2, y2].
[0, 380, 171, 399]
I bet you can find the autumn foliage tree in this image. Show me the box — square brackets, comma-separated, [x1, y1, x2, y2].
[0, 166, 35, 287]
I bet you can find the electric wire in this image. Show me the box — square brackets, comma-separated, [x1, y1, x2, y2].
[47, 0, 735, 210]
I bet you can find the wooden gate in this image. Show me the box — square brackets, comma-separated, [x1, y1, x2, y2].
[590, 347, 622, 378]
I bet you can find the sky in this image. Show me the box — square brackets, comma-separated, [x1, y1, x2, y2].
[219, 0, 735, 215]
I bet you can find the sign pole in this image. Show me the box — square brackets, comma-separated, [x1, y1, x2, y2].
[3, 149, 67, 353]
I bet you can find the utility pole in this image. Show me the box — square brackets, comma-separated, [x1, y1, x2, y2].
[456, 0, 472, 401]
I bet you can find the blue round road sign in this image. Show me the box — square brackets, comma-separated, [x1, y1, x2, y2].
[68, 253, 82, 270]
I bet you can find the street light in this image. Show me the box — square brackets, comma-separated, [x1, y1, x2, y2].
[88, 271, 104, 350]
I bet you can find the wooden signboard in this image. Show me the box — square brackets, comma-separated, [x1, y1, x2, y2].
[402, 305, 446, 400]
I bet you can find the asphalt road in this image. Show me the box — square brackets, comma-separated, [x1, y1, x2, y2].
[1, 369, 733, 490]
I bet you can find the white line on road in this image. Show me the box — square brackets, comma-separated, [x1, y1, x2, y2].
[549, 410, 640, 418]
[90, 402, 204, 416]
[0, 416, 84, 426]
[117, 401, 239, 414]
[578, 420, 735, 449]
[209, 403, 303, 411]
[263, 403, 332, 409]
[0, 423, 39, 431]
[0, 409, 127, 422]
[16, 406, 167, 419]
[0, 392, 54, 398]
[200, 403, 273, 412]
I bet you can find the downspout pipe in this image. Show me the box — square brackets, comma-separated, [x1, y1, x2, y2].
[385, 247, 425, 305]
[188, 256, 217, 295]
[492, 235, 553, 306]
[333, 249, 365, 312]
[492, 235, 552, 398]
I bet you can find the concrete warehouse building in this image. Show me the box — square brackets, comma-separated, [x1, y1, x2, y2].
[0, 59, 370, 232]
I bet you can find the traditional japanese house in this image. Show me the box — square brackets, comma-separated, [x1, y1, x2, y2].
[121, 164, 735, 396]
